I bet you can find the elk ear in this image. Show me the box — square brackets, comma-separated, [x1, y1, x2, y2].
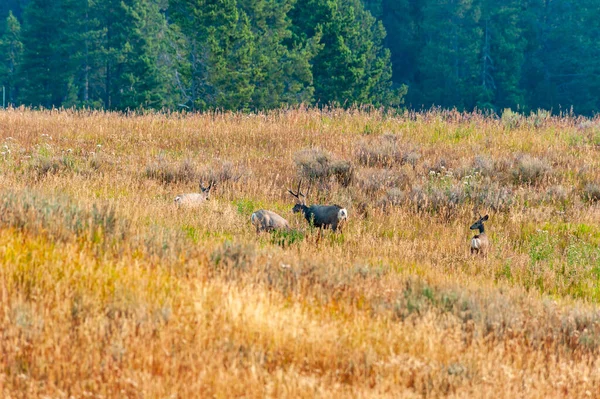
[482, 214, 489, 221]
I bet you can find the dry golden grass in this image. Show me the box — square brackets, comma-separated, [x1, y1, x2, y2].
[0, 108, 600, 397]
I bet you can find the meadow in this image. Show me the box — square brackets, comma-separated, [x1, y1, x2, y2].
[0, 108, 600, 397]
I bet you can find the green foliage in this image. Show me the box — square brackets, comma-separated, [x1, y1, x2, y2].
[269, 229, 305, 247]
[289, 0, 401, 107]
[19, 0, 75, 107]
[2, 0, 600, 112]
[170, 0, 256, 110]
[0, 11, 22, 105]
[238, 0, 317, 109]
[234, 198, 258, 216]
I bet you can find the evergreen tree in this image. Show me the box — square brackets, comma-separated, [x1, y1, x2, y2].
[19, 0, 76, 108]
[171, 0, 255, 110]
[477, 0, 525, 111]
[0, 11, 23, 105]
[363, 0, 416, 94]
[522, 0, 600, 114]
[290, 0, 402, 107]
[238, 0, 317, 109]
[412, 0, 482, 110]
[61, 0, 105, 108]
[98, 0, 168, 110]
[0, 0, 27, 23]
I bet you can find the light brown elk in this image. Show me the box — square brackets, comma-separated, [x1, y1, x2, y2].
[174, 181, 214, 207]
[250, 210, 290, 233]
[470, 214, 489, 256]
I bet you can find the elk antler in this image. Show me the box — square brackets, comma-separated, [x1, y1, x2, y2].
[288, 179, 305, 198]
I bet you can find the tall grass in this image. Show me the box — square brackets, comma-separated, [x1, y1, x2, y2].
[0, 107, 599, 397]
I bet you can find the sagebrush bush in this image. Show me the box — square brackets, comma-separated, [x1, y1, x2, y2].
[329, 160, 355, 187]
[355, 134, 419, 168]
[545, 185, 569, 204]
[423, 158, 453, 175]
[511, 155, 552, 185]
[199, 160, 244, 185]
[473, 182, 513, 212]
[294, 148, 332, 180]
[0, 190, 126, 242]
[32, 155, 77, 177]
[582, 183, 600, 203]
[408, 185, 466, 218]
[377, 188, 406, 209]
[527, 109, 551, 128]
[357, 168, 408, 195]
[472, 155, 495, 176]
[294, 148, 354, 186]
[501, 109, 523, 130]
[145, 157, 197, 184]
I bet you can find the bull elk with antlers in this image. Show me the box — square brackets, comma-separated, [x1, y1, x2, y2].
[288, 180, 348, 233]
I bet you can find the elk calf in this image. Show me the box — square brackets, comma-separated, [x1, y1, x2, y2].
[470, 214, 489, 256]
[174, 181, 214, 207]
[251, 209, 290, 233]
[288, 180, 348, 233]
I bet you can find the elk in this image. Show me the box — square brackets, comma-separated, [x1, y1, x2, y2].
[174, 180, 215, 207]
[470, 214, 490, 256]
[250, 209, 290, 233]
[288, 180, 348, 233]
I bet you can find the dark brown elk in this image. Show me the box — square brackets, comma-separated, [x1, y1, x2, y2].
[288, 180, 348, 233]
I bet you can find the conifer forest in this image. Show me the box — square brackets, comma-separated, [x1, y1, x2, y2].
[1, 0, 598, 114]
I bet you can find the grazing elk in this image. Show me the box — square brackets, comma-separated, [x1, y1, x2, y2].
[174, 180, 215, 207]
[288, 180, 348, 233]
[470, 214, 490, 256]
[251, 210, 290, 233]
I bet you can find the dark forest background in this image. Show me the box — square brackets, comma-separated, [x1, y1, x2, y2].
[1, 0, 598, 114]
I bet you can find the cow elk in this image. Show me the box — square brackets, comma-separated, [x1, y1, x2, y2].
[288, 180, 348, 233]
[251, 209, 290, 233]
[470, 214, 490, 256]
[174, 180, 215, 207]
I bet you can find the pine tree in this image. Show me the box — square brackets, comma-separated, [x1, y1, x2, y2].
[290, 0, 401, 107]
[0, 11, 23, 105]
[363, 0, 415, 93]
[171, 0, 255, 110]
[19, 0, 76, 108]
[238, 0, 317, 109]
[412, 0, 482, 110]
[0, 0, 26, 23]
[522, 0, 600, 114]
[93, 0, 170, 110]
[60, 0, 104, 108]
[476, 0, 525, 111]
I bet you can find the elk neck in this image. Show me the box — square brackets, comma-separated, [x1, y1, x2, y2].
[301, 204, 312, 219]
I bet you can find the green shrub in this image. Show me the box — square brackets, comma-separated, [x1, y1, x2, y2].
[269, 229, 305, 247]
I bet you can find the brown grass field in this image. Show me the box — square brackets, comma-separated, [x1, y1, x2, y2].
[0, 108, 600, 397]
